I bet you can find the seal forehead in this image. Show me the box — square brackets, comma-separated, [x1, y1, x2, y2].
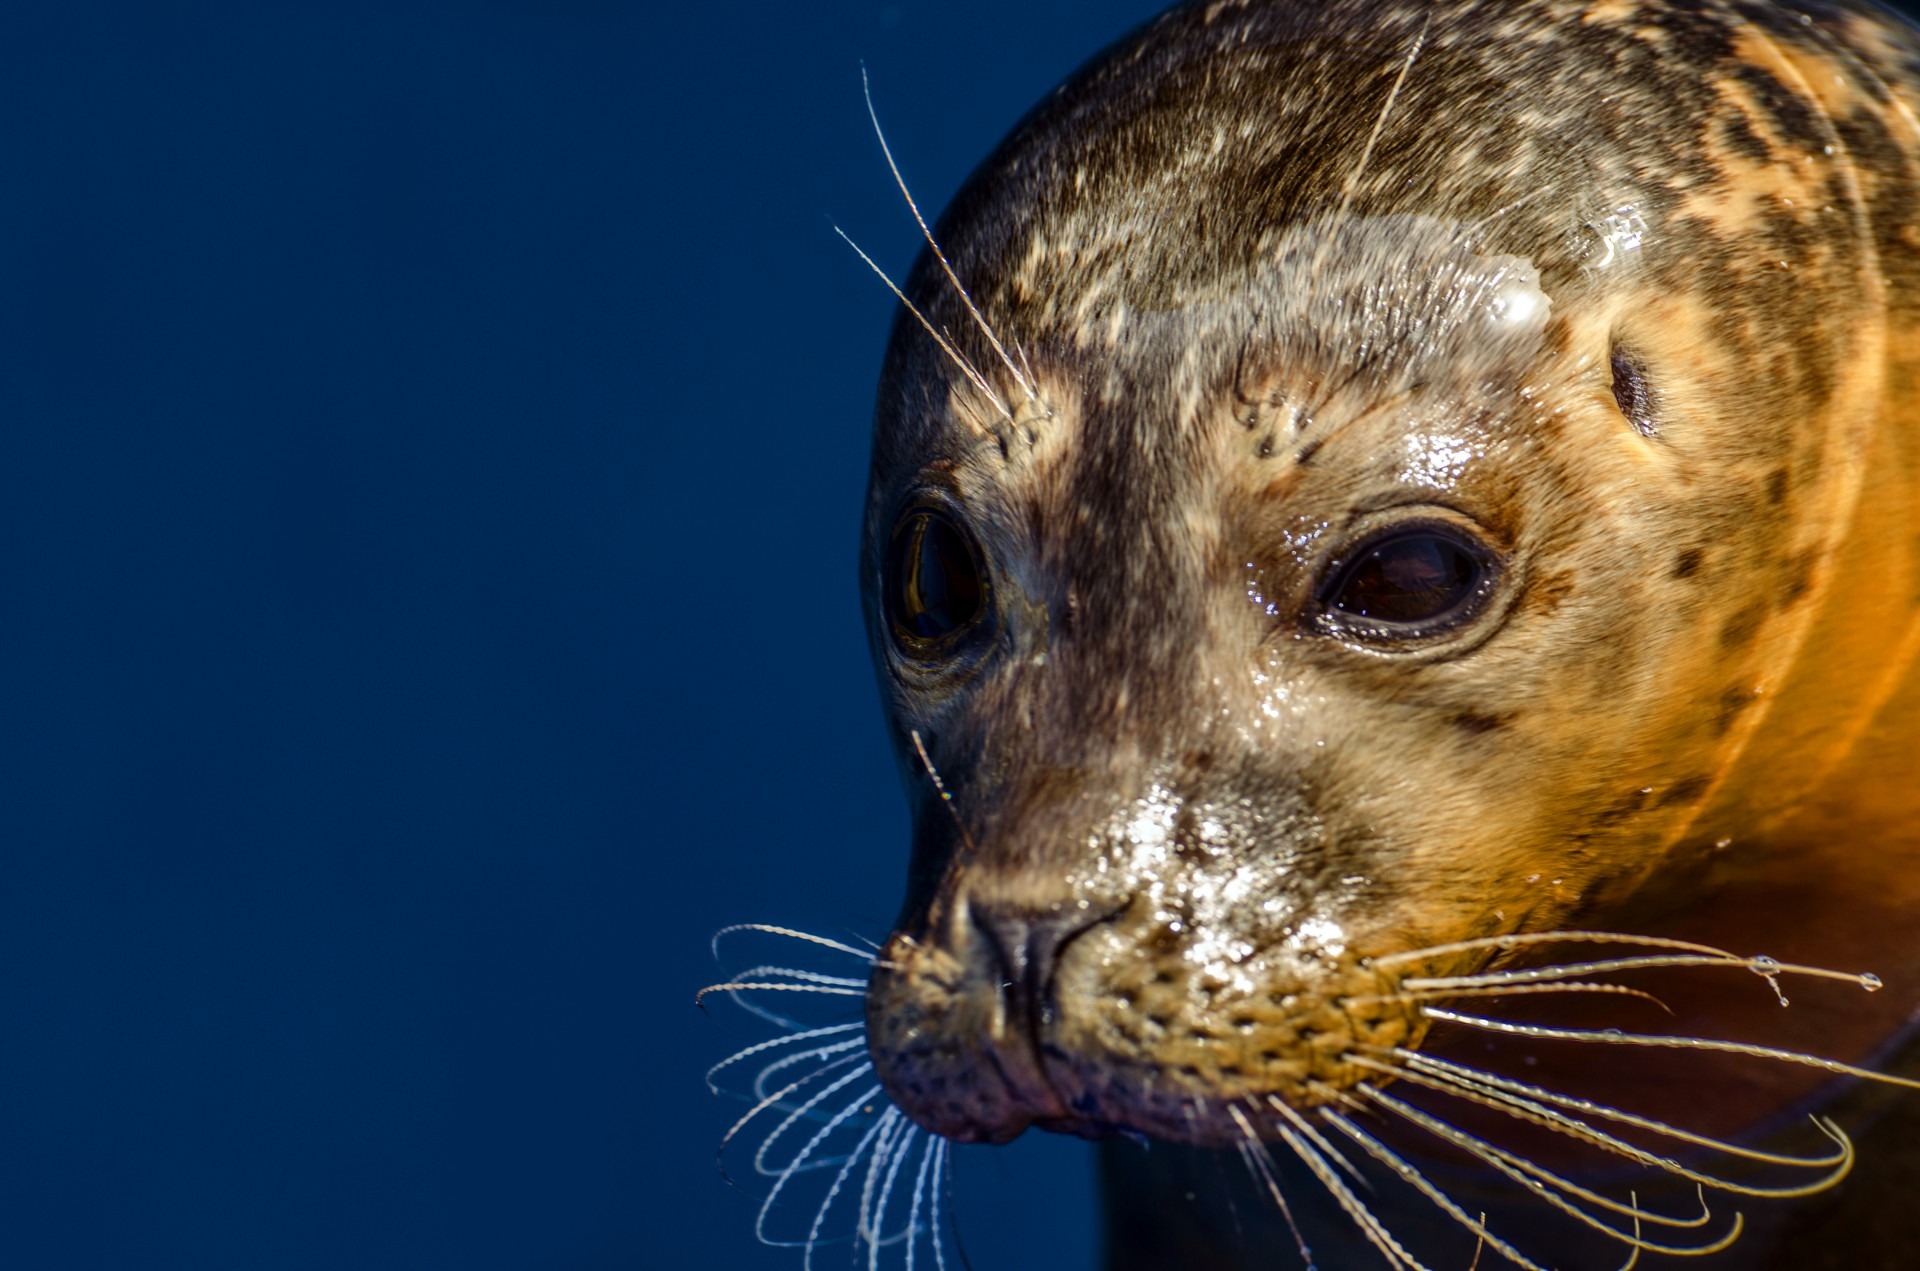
[906, 0, 1888, 404]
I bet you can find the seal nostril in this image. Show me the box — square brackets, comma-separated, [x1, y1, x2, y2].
[964, 897, 1120, 1026]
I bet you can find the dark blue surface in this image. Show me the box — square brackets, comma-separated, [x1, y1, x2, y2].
[0, 1, 1163, 1267]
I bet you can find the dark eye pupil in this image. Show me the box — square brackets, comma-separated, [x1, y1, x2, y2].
[888, 512, 983, 642]
[1330, 532, 1481, 626]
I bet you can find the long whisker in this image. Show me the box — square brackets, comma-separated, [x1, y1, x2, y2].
[1389, 1049, 1851, 1170]
[1348, 982, 1673, 1012]
[1323, 1106, 1553, 1271]
[1227, 1104, 1316, 1267]
[912, 729, 980, 855]
[1352, 1056, 1856, 1199]
[1312, 16, 1428, 282]
[940, 1139, 966, 1271]
[869, 1122, 924, 1252]
[713, 924, 880, 964]
[716, 1052, 867, 1181]
[694, 980, 867, 1007]
[831, 224, 1011, 425]
[862, 66, 1035, 404]
[727, 964, 871, 990]
[906, 1130, 937, 1271]
[1266, 1106, 1430, 1270]
[750, 1037, 871, 1105]
[756, 1079, 882, 1253]
[1266, 1095, 1369, 1186]
[1402, 953, 1867, 1004]
[857, 1109, 909, 1267]
[706, 1022, 865, 1093]
[1353, 1093, 1747, 1258]
[796, 1098, 892, 1268]
[1425, 1008, 1920, 1090]
[1370, 930, 1884, 991]
[748, 1060, 879, 1181]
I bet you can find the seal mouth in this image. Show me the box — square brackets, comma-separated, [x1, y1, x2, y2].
[702, 923, 1919, 1270]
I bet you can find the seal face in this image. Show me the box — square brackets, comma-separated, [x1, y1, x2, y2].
[858, 0, 1920, 1215]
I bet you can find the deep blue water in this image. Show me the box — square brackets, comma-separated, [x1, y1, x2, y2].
[0, 1, 1163, 1268]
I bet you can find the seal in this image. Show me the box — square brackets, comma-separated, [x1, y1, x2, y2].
[743, 0, 1920, 1266]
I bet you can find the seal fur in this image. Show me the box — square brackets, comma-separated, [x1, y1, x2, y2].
[852, 0, 1920, 1263]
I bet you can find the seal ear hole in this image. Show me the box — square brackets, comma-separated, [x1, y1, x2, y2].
[1610, 344, 1658, 438]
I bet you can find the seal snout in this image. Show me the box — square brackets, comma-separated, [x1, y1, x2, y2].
[866, 891, 1124, 1144]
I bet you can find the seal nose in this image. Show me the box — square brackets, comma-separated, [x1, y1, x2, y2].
[965, 899, 1108, 1031]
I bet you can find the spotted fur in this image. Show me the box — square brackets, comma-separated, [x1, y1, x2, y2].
[858, 0, 1920, 1205]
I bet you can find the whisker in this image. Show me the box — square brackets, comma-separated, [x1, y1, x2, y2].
[1349, 982, 1672, 1013]
[727, 964, 871, 990]
[906, 1129, 937, 1271]
[796, 1099, 892, 1269]
[831, 224, 1011, 424]
[861, 66, 1035, 404]
[717, 1052, 868, 1180]
[912, 729, 980, 855]
[1227, 1104, 1316, 1268]
[1323, 1106, 1553, 1271]
[871, 1125, 926, 1252]
[1402, 952, 1861, 1004]
[745, 1060, 876, 1182]
[1353, 1093, 1746, 1258]
[712, 924, 879, 964]
[1390, 1049, 1850, 1170]
[749, 1036, 871, 1105]
[1268, 1108, 1430, 1270]
[1352, 1056, 1855, 1199]
[1312, 15, 1428, 282]
[857, 1109, 908, 1268]
[755, 1080, 883, 1253]
[1424, 1008, 1920, 1090]
[1265, 1095, 1369, 1187]
[936, 1139, 960, 1271]
[1370, 931, 1884, 995]
[706, 1022, 865, 1094]
[694, 980, 867, 1007]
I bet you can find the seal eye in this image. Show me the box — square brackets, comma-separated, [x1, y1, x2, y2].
[886, 509, 987, 648]
[1323, 527, 1490, 631]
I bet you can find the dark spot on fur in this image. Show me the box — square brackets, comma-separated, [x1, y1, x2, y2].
[1296, 437, 1324, 466]
[1715, 684, 1760, 735]
[1524, 571, 1576, 617]
[1718, 601, 1767, 650]
[1452, 711, 1512, 735]
[1767, 467, 1790, 505]
[1672, 548, 1704, 579]
[1594, 786, 1655, 827]
[1719, 111, 1773, 164]
[1657, 773, 1712, 808]
[1256, 433, 1275, 459]
[1610, 345, 1657, 437]
[1781, 547, 1817, 606]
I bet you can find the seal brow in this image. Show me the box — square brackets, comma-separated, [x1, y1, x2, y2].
[832, 223, 1012, 425]
[862, 65, 1036, 405]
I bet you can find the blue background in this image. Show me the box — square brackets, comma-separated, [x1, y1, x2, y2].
[0, 1, 1166, 1268]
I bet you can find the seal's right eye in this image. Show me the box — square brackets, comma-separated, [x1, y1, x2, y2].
[886, 509, 987, 650]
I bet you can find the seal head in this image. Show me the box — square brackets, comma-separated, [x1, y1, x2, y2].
[858, 0, 1920, 1153]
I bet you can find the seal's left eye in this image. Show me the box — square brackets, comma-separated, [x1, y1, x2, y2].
[886, 510, 986, 648]
[1322, 526, 1491, 632]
